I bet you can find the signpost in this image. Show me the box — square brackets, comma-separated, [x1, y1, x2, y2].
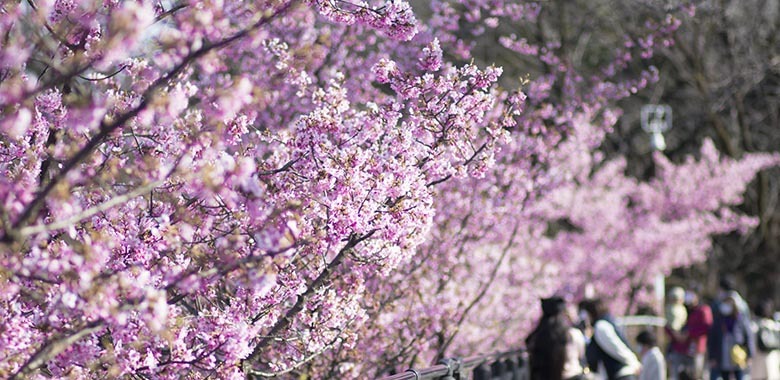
[641, 104, 672, 151]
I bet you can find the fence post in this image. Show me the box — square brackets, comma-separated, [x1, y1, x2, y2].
[439, 358, 462, 380]
[473, 363, 492, 380]
[505, 356, 520, 380]
[491, 359, 506, 378]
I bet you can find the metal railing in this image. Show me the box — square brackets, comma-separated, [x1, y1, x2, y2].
[378, 349, 526, 380]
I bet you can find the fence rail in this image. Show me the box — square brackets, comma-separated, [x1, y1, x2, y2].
[378, 349, 526, 380]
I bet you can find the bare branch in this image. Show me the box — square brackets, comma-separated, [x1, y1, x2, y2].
[243, 229, 377, 365]
[434, 221, 520, 359]
[18, 179, 164, 238]
[6, 1, 297, 239]
[10, 321, 104, 379]
[155, 2, 190, 23]
[246, 328, 346, 378]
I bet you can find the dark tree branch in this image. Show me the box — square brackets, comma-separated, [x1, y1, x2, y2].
[5, 1, 297, 242]
[10, 320, 104, 379]
[243, 229, 377, 367]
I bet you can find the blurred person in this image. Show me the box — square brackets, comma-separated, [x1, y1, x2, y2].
[578, 299, 595, 339]
[750, 300, 780, 380]
[668, 286, 689, 332]
[636, 330, 666, 380]
[667, 328, 692, 380]
[526, 296, 588, 380]
[578, 299, 601, 379]
[712, 276, 750, 321]
[667, 287, 692, 380]
[709, 275, 749, 379]
[583, 298, 641, 380]
[667, 287, 712, 379]
[708, 293, 755, 380]
[682, 288, 713, 380]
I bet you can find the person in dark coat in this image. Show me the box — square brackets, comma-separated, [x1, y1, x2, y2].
[583, 298, 641, 380]
[526, 297, 587, 380]
[708, 293, 755, 380]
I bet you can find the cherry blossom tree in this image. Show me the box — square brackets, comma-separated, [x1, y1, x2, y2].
[0, 0, 776, 379]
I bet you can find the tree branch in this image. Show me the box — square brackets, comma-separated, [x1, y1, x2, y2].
[6, 1, 297, 240]
[243, 229, 377, 366]
[155, 2, 190, 23]
[434, 221, 520, 360]
[10, 320, 104, 379]
[246, 327, 346, 378]
[17, 179, 164, 238]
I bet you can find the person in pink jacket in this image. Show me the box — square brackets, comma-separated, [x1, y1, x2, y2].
[683, 289, 713, 380]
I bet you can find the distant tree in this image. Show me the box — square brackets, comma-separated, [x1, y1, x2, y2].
[596, 0, 780, 303]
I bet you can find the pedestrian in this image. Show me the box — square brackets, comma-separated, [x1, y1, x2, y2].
[636, 330, 666, 380]
[682, 288, 713, 380]
[667, 286, 689, 332]
[526, 296, 588, 380]
[578, 299, 595, 342]
[665, 286, 689, 379]
[750, 300, 780, 380]
[708, 293, 755, 380]
[712, 276, 750, 321]
[667, 293, 692, 380]
[583, 298, 641, 380]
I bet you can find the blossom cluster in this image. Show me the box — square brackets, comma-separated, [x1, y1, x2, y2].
[0, 0, 775, 379]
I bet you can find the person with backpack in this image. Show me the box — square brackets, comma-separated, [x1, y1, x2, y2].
[583, 298, 641, 380]
[750, 300, 780, 380]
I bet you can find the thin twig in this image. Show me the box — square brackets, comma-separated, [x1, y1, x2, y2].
[434, 221, 520, 359]
[243, 230, 377, 365]
[155, 2, 189, 23]
[18, 180, 164, 237]
[10, 321, 104, 379]
[247, 329, 345, 378]
[7, 1, 297, 240]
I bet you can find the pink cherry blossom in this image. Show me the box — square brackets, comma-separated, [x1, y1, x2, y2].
[0, 1, 773, 379]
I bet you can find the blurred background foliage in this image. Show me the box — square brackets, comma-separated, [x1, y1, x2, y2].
[412, 0, 780, 309]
